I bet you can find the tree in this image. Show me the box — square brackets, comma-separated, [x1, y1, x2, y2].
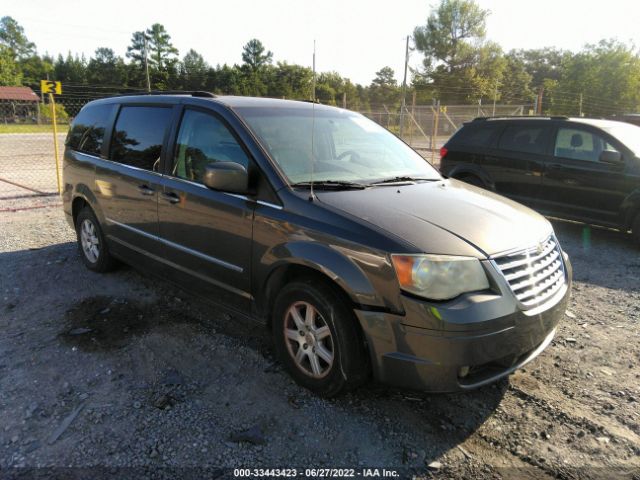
[266, 62, 312, 99]
[127, 24, 179, 89]
[87, 48, 127, 86]
[0, 45, 22, 85]
[413, 0, 488, 72]
[241, 39, 273, 71]
[54, 53, 87, 84]
[369, 67, 400, 107]
[512, 47, 567, 88]
[556, 40, 640, 116]
[0, 16, 35, 59]
[19, 54, 54, 85]
[413, 0, 504, 103]
[179, 49, 209, 90]
[146, 23, 179, 71]
[500, 51, 534, 105]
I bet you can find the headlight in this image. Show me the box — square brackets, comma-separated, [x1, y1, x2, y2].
[391, 254, 489, 300]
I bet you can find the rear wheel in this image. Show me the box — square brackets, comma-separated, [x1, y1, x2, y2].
[272, 279, 369, 397]
[75, 207, 117, 272]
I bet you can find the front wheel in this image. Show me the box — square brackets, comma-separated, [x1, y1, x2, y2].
[459, 174, 486, 188]
[75, 207, 117, 272]
[272, 279, 369, 397]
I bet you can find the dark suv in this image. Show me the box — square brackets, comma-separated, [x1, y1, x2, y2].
[63, 94, 572, 396]
[440, 116, 640, 243]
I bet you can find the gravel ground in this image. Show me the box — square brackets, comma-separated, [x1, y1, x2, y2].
[1, 201, 639, 479]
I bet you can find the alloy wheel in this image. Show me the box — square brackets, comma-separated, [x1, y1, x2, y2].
[80, 218, 100, 263]
[283, 301, 334, 378]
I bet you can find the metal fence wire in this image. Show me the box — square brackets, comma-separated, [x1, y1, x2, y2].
[0, 97, 88, 200]
[0, 93, 528, 201]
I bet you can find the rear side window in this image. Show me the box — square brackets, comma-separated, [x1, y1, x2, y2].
[554, 128, 620, 163]
[453, 124, 501, 147]
[498, 125, 548, 154]
[66, 104, 115, 156]
[110, 106, 173, 171]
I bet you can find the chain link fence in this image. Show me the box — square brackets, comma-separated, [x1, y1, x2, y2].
[361, 103, 530, 164]
[0, 96, 88, 201]
[0, 91, 529, 203]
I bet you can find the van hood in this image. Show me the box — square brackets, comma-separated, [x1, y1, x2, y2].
[314, 179, 553, 258]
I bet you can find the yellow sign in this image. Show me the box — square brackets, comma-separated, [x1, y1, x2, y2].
[439, 106, 447, 113]
[40, 80, 62, 95]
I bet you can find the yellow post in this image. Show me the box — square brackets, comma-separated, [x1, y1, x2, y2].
[49, 93, 62, 195]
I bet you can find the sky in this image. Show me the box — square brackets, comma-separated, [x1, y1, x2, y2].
[5, 0, 640, 85]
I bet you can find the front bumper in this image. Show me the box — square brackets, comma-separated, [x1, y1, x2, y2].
[355, 253, 572, 392]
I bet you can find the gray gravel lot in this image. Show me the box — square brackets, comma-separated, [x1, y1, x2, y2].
[1, 201, 639, 479]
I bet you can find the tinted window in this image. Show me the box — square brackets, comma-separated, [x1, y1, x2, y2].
[172, 110, 249, 183]
[454, 124, 501, 147]
[66, 104, 115, 156]
[498, 125, 547, 154]
[554, 128, 620, 163]
[110, 106, 173, 170]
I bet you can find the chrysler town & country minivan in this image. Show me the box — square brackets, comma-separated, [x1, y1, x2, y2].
[63, 93, 572, 396]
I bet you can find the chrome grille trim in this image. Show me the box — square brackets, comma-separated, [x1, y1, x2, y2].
[492, 235, 566, 309]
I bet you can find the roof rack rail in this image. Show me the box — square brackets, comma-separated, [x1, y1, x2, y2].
[114, 90, 216, 98]
[472, 115, 568, 121]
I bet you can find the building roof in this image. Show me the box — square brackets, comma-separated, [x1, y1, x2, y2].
[0, 86, 39, 102]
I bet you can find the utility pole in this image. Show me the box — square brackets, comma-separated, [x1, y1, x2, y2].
[143, 33, 151, 92]
[312, 40, 316, 102]
[492, 80, 498, 117]
[579, 93, 583, 117]
[399, 35, 410, 137]
[536, 86, 544, 115]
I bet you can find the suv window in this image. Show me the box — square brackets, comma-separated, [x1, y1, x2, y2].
[497, 124, 547, 154]
[110, 106, 173, 171]
[554, 127, 620, 163]
[172, 109, 249, 183]
[66, 104, 115, 156]
[454, 123, 502, 147]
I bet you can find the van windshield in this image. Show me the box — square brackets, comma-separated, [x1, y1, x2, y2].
[237, 106, 441, 185]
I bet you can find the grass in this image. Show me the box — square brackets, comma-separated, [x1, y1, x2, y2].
[0, 124, 69, 134]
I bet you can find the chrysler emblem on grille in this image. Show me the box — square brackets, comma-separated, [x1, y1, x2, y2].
[536, 242, 544, 254]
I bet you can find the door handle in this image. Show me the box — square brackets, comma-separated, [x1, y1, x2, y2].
[162, 192, 180, 204]
[138, 184, 155, 196]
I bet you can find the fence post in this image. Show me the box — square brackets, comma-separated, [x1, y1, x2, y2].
[49, 93, 62, 195]
[409, 90, 416, 146]
[434, 100, 440, 155]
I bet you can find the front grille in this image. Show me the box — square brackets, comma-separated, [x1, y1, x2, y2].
[492, 236, 566, 308]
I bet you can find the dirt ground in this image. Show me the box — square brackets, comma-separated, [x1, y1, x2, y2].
[1, 198, 639, 479]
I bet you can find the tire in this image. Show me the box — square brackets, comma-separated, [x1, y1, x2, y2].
[632, 212, 640, 246]
[75, 207, 117, 272]
[272, 279, 369, 397]
[460, 174, 485, 188]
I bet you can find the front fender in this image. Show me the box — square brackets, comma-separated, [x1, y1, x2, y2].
[258, 240, 394, 313]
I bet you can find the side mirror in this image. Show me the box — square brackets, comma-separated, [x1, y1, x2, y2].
[203, 162, 249, 194]
[599, 150, 622, 164]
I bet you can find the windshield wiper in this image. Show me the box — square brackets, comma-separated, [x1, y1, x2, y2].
[290, 180, 368, 190]
[371, 176, 438, 185]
